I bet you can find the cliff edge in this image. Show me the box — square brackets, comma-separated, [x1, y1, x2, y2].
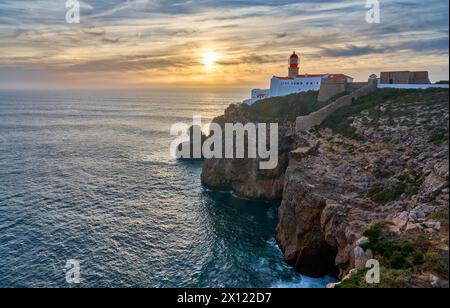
[278, 89, 449, 287]
[202, 88, 449, 288]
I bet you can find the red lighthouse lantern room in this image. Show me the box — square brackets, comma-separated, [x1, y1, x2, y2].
[288, 51, 300, 78]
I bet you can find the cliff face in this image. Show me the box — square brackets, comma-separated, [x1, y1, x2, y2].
[201, 103, 299, 200]
[201, 91, 336, 200]
[202, 89, 449, 287]
[278, 89, 449, 286]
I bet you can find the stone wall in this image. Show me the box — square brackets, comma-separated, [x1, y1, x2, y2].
[296, 79, 377, 132]
[411, 71, 431, 84]
[380, 71, 431, 84]
[318, 78, 348, 102]
[347, 82, 368, 92]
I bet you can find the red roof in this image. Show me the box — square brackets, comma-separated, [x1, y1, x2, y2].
[297, 74, 326, 78]
[323, 74, 353, 79]
[275, 73, 353, 80]
[290, 52, 299, 59]
[275, 77, 294, 80]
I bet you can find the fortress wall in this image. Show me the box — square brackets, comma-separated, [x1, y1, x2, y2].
[380, 71, 411, 84]
[380, 71, 432, 84]
[317, 78, 348, 102]
[411, 71, 431, 84]
[296, 80, 377, 132]
[347, 82, 368, 92]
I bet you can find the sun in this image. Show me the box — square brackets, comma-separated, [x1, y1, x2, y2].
[202, 51, 219, 69]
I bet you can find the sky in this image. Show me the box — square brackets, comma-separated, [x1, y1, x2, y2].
[0, 0, 448, 89]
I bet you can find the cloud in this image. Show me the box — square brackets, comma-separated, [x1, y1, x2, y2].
[83, 27, 106, 36]
[320, 37, 449, 58]
[320, 45, 387, 57]
[0, 0, 448, 88]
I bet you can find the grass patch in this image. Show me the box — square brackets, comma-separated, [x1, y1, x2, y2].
[335, 269, 369, 288]
[335, 267, 411, 288]
[245, 91, 331, 122]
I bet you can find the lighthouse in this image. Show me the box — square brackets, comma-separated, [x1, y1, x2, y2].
[288, 51, 299, 78]
[243, 51, 354, 105]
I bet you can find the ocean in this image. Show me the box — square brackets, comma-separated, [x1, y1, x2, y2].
[0, 89, 334, 288]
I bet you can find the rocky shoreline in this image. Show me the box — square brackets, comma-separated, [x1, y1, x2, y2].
[201, 89, 449, 288]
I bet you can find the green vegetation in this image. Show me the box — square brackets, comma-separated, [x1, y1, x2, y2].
[362, 221, 387, 243]
[429, 128, 449, 145]
[335, 268, 369, 288]
[427, 208, 449, 228]
[424, 251, 449, 279]
[368, 183, 407, 203]
[380, 268, 411, 288]
[373, 168, 395, 179]
[337, 222, 449, 287]
[319, 89, 404, 140]
[319, 88, 449, 140]
[336, 267, 411, 288]
[355, 222, 449, 286]
[367, 171, 422, 204]
[244, 91, 331, 122]
[360, 223, 424, 270]
[306, 142, 321, 156]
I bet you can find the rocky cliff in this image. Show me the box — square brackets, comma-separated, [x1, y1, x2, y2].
[202, 89, 449, 287]
[278, 89, 449, 287]
[201, 91, 326, 200]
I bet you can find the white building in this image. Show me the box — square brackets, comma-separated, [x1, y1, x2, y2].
[244, 51, 354, 105]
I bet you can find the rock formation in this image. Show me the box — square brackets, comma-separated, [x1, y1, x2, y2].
[280, 89, 449, 285]
[202, 88, 449, 287]
[201, 103, 298, 200]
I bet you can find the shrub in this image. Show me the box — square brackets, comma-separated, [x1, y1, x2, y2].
[368, 182, 406, 203]
[429, 128, 449, 145]
[361, 224, 427, 270]
[306, 142, 321, 156]
[424, 251, 449, 279]
[427, 208, 449, 227]
[335, 269, 368, 288]
[380, 268, 411, 288]
[362, 222, 387, 244]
